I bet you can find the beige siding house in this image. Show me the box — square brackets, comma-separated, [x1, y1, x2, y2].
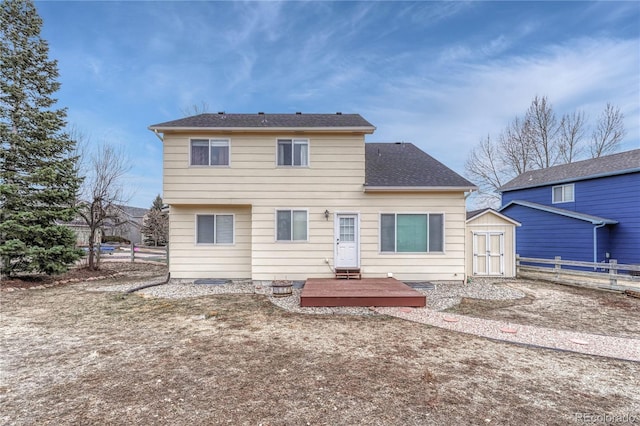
[149, 113, 477, 282]
[465, 209, 520, 278]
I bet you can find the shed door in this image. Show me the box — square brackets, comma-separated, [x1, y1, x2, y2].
[473, 232, 504, 276]
[334, 214, 359, 268]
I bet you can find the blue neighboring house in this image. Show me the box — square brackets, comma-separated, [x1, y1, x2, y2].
[498, 149, 640, 267]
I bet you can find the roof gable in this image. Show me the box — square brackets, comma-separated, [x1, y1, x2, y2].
[499, 149, 640, 192]
[364, 143, 477, 190]
[150, 113, 375, 132]
[466, 208, 521, 226]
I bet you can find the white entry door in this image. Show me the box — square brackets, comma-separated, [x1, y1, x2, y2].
[473, 232, 504, 275]
[334, 214, 359, 268]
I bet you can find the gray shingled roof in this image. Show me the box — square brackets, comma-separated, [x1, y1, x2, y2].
[365, 143, 477, 188]
[500, 149, 640, 192]
[150, 113, 375, 129]
[500, 200, 618, 225]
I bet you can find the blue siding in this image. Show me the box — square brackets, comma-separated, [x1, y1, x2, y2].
[501, 171, 639, 265]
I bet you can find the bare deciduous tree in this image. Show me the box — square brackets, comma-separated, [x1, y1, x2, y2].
[526, 95, 560, 169]
[77, 143, 131, 269]
[465, 135, 505, 206]
[465, 96, 626, 207]
[590, 103, 626, 158]
[558, 110, 586, 163]
[181, 101, 210, 117]
[499, 115, 534, 176]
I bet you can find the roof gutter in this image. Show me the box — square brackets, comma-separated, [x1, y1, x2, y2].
[147, 125, 376, 134]
[364, 185, 478, 193]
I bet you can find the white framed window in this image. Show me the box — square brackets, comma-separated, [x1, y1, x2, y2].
[190, 138, 230, 166]
[380, 213, 444, 253]
[277, 139, 309, 167]
[552, 184, 574, 203]
[196, 214, 234, 244]
[276, 209, 308, 241]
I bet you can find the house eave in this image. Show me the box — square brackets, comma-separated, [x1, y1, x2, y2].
[148, 125, 376, 135]
[364, 185, 478, 193]
[499, 200, 618, 225]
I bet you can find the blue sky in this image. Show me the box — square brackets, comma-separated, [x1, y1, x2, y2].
[36, 1, 640, 208]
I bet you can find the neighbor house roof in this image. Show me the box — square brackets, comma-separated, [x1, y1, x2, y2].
[149, 113, 375, 133]
[499, 200, 618, 225]
[499, 149, 640, 192]
[364, 143, 477, 191]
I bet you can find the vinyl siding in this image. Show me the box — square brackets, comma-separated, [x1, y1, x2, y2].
[163, 132, 468, 281]
[169, 205, 252, 279]
[501, 172, 639, 265]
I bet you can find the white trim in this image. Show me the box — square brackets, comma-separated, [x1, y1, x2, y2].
[466, 209, 521, 226]
[365, 186, 477, 192]
[150, 126, 376, 134]
[275, 137, 310, 168]
[189, 137, 231, 167]
[378, 212, 446, 254]
[194, 213, 235, 245]
[333, 212, 361, 269]
[274, 208, 309, 242]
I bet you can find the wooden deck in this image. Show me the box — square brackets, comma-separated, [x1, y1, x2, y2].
[300, 278, 426, 307]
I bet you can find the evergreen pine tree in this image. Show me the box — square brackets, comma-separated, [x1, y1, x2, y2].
[0, 0, 82, 276]
[142, 195, 168, 246]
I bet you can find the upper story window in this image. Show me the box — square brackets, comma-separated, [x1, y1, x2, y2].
[380, 213, 444, 253]
[552, 184, 574, 203]
[277, 139, 308, 167]
[191, 139, 230, 166]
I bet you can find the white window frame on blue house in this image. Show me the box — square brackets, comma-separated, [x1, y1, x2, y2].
[552, 184, 574, 203]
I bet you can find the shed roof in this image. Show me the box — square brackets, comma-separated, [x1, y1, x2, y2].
[466, 208, 521, 226]
[499, 200, 618, 225]
[149, 113, 375, 132]
[499, 149, 640, 192]
[364, 143, 477, 190]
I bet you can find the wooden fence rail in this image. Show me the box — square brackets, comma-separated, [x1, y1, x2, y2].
[88, 243, 168, 265]
[516, 255, 640, 292]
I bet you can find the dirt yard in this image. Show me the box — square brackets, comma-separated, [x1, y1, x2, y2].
[447, 279, 640, 339]
[1, 265, 639, 425]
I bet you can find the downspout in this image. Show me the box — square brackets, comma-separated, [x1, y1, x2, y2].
[593, 222, 606, 270]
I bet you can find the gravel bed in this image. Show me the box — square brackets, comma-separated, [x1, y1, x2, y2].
[94, 277, 524, 314]
[416, 278, 526, 311]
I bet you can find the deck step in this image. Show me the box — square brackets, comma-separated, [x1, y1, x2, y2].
[334, 268, 361, 280]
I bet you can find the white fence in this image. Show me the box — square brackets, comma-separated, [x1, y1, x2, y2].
[516, 255, 640, 292]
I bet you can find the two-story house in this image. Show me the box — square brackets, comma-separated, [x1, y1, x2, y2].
[149, 113, 477, 282]
[499, 149, 640, 266]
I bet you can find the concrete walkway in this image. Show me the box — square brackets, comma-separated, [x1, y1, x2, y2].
[374, 307, 640, 362]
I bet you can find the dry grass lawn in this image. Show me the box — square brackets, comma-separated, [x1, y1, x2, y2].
[1, 266, 638, 425]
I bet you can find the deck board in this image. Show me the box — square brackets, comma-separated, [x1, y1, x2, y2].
[300, 278, 426, 307]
